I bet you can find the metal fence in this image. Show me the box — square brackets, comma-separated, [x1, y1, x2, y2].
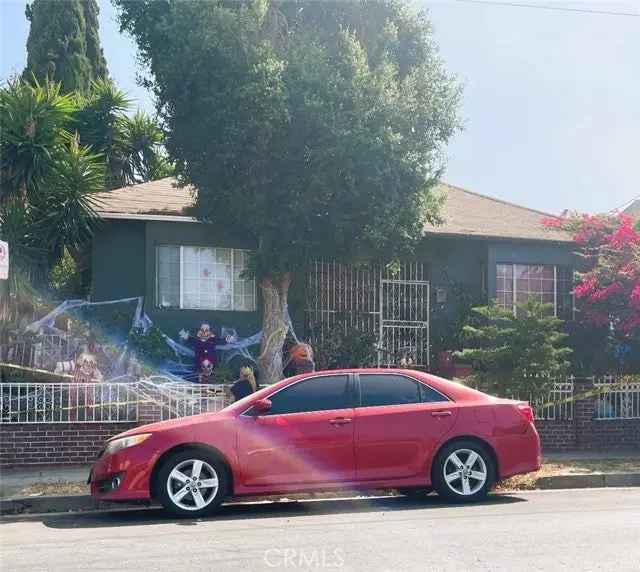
[0, 382, 230, 424]
[594, 376, 640, 420]
[529, 380, 575, 421]
[2, 376, 639, 424]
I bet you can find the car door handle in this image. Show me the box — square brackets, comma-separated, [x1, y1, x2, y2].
[329, 417, 352, 426]
[431, 410, 452, 417]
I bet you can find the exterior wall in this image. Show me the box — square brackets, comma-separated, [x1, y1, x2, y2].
[92, 220, 146, 301]
[0, 422, 137, 465]
[90, 219, 262, 339]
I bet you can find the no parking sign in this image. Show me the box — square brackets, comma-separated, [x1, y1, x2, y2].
[0, 241, 8, 280]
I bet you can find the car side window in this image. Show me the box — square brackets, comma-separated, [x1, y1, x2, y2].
[266, 375, 351, 415]
[359, 374, 421, 407]
[419, 383, 450, 403]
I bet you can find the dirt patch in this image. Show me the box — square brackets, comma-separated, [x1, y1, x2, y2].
[496, 458, 640, 492]
[18, 482, 89, 497]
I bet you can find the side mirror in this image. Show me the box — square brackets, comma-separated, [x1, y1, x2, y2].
[252, 398, 272, 415]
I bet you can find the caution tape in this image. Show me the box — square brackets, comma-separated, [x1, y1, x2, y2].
[539, 375, 640, 409]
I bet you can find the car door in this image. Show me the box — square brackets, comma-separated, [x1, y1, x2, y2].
[237, 373, 356, 487]
[354, 373, 457, 481]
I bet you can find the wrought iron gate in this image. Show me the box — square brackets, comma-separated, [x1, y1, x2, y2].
[379, 276, 430, 367]
[306, 260, 430, 368]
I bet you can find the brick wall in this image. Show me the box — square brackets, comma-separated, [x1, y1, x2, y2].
[536, 420, 576, 452]
[0, 422, 137, 466]
[537, 378, 640, 452]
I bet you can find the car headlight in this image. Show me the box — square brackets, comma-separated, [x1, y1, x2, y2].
[104, 433, 152, 456]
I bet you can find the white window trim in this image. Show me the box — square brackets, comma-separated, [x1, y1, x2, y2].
[497, 263, 574, 318]
[156, 245, 256, 312]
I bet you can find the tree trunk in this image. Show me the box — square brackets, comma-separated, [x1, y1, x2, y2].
[258, 273, 291, 385]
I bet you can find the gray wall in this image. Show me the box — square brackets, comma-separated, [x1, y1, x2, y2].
[92, 220, 146, 301]
[90, 220, 576, 355]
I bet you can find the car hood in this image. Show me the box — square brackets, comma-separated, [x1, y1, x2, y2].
[107, 411, 228, 442]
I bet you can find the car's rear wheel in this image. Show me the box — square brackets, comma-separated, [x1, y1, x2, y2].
[156, 449, 228, 517]
[432, 440, 494, 502]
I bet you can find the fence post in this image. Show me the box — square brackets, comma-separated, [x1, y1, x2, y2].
[136, 383, 163, 425]
[573, 377, 596, 450]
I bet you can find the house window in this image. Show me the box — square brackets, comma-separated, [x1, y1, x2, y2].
[496, 263, 573, 319]
[156, 246, 256, 311]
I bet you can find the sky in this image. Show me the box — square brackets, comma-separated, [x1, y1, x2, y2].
[1, 0, 638, 215]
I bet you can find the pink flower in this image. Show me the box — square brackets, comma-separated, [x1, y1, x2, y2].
[608, 217, 640, 249]
[589, 282, 623, 302]
[541, 216, 564, 229]
[573, 275, 598, 298]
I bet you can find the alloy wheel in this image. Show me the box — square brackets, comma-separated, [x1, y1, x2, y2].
[166, 459, 219, 511]
[442, 448, 487, 496]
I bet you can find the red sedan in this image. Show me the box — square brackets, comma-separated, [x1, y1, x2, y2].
[90, 369, 541, 517]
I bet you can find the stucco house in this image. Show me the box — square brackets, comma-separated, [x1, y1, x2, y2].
[90, 178, 574, 368]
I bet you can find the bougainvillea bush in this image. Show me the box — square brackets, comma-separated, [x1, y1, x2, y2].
[543, 213, 640, 372]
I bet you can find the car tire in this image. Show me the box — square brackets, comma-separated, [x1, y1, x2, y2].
[398, 487, 433, 499]
[432, 440, 494, 503]
[156, 449, 229, 518]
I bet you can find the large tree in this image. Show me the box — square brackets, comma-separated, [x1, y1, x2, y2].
[23, 0, 108, 93]
[116, 0, 461, 383]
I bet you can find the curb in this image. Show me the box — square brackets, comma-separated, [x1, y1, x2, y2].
[537, 473, 640, 490]
[3, 475, 640, 516]
[0, 494, 156, 516]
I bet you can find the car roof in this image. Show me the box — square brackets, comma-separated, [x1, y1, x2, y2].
[224, 368, 490, 413]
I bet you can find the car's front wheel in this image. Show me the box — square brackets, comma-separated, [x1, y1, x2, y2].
[156, 449, 228, 517]
[432, 440, 494, 502]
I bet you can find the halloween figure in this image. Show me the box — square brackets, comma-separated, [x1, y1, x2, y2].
[68, 353, 103, 421]
[230, 366, 259, 401]
[288, 342, 315, 375]
[179, 323, 234, 383]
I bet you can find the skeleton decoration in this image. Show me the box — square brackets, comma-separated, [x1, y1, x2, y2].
[179, 323, 236, 384]
[199, 359, 215, 384]
[73, 353, 103, 383]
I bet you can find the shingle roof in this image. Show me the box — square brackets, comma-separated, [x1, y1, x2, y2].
[428, 183, 572, 243]
[94, 177, 572, 243]
[93, 178, 195, 218]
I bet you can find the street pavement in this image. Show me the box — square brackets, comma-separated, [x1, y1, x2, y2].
[1, 488, 638, 572]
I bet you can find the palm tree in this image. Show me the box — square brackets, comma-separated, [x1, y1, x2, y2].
[75, 79, 172, 189]
[0, 77, 75, 201]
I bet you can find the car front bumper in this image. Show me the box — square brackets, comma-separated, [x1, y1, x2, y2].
[90, 444, 158, 502]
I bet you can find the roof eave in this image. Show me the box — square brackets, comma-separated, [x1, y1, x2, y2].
[98, 212, 198, 223]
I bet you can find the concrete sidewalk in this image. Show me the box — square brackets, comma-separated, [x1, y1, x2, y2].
[0, 464, 90, 498]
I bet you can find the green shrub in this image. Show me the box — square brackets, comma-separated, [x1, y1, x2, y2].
[456, 299, 572, 398]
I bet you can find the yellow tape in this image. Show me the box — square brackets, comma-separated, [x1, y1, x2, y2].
[539, 375, 640, 408]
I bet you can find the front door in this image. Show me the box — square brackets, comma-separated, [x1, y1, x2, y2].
[237, 374, 356, 487]
[354, 373, 457, 481]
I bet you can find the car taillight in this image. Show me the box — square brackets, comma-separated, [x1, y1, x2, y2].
[516, 402, 535, 424]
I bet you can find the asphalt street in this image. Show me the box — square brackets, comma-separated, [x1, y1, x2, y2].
[1, 488, 638, 572]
